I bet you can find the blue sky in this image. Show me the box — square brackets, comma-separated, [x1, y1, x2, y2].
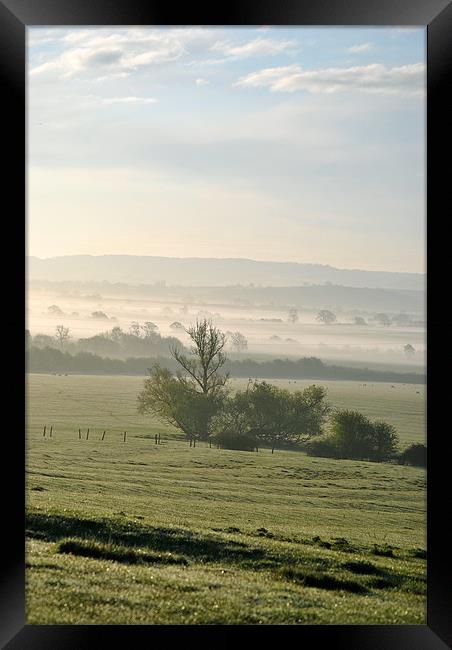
[28, 27, 425, 272]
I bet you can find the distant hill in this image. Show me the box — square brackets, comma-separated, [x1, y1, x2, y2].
[28, 255, 424, 291]
[28, 277, 425, 314]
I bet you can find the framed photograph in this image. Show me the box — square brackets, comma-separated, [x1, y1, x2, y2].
[1, 0, 450, 646]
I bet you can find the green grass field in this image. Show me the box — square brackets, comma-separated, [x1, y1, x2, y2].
[26, 373, 426, 625]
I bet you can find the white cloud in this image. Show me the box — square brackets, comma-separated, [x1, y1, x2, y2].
[348, 42, 373, 53]
[235, 62, 425, 95]
[211, 37, 295, 59]
[195, 78, 210, 86]
[100, 96, 157, 105]
[61, 31, 93, 45]
[29, 28, 217, 79]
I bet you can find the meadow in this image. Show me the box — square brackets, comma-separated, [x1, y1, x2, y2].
[26, 373, 426, 625]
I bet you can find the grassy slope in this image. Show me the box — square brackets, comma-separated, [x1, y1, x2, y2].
[26, 374, 426, 624]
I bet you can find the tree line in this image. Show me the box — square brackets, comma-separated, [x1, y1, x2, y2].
[26, 344, 425, 384]
[26, 324, 185, 359]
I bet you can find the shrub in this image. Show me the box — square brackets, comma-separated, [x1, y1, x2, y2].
[305, 436, 339, 458]
[372, 543, 394, 557]
[212, 380, 331, 454]
[211, 430, 257, 451]
[369, 421, 399, 462]
[330, 410, 375, 460]
[399, 443, 426, 467]
[320, 410, 400, 462]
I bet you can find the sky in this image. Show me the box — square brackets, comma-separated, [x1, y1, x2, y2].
[28, 26, 426, 273]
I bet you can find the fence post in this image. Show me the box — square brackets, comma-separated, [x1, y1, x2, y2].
[49, 426, 53, 437]
[102, 430, 106, 441]
[123, 431, 126, 442]
[43, 426, 46, 437]
[86, 428, 89, 440]
[78, 429, 81, 439]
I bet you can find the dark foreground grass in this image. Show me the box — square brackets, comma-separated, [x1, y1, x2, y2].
[26, 509, 426, 624]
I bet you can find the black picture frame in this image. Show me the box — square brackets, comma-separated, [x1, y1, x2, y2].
[1, 0, 450, 646]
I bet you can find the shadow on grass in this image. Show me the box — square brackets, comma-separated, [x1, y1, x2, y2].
[342, 560, 385, 576]
[342, 560, 425, 595]
[279, 567, 368, 594]
[56, 538, 188, 565]
[311, 535, 356, 553]
[26, 512, 266, 565]
[26, 512, 422, 595]
[368, 574, 426, 594]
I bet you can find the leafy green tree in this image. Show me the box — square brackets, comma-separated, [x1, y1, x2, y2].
[329, 410, 399, 461]
[138, 319, 228, 442]
[138, 365, 223, 442]
[330, 410, 374, 459]
[211, 381, 255, 448]
[369, 421, 399, 461]
[213, 381, 330, 454]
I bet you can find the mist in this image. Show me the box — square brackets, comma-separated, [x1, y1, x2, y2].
[26, 256, 425, 371]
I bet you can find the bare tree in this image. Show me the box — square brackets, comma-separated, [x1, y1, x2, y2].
[55, 325, 70, 349]
[229, 331, 248, 353]
[139, 319, 229, 442]
[170, 319, 228, 395]
[404, 343, 415, 357]
[288, 308, 299, 324]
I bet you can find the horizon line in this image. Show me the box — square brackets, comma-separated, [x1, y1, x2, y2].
[27, 253, 425, 276]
